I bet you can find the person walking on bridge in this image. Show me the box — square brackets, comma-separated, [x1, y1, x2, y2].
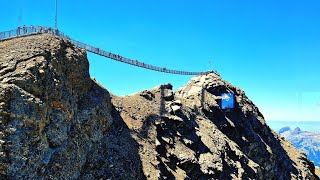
[16, 26, 20, 36]
[23, 25, 26, 34]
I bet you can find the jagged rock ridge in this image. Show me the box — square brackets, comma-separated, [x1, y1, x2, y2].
[0, 35, 319, 179]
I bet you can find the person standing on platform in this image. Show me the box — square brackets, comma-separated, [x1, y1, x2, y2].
[23, 25, 26, 34]
[16, 26, 20, 36]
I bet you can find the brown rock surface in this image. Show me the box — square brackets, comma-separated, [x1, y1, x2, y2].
[113, 75, 319, 179]
[0, 34, 319, 179]
[0, 35, 144, 179]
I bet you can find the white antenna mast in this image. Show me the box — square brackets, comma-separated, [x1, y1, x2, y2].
[54, 0, 58, 29]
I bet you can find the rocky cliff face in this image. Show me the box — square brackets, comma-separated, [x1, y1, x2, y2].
[0, 35, 319, 179]
[113, 75, 319, 179]
[0, 35, 144, 179]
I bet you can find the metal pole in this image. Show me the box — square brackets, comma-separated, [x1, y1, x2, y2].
[55, 0, 58, 29]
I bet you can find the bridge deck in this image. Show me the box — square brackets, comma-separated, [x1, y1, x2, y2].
[0, 26, 213, 76]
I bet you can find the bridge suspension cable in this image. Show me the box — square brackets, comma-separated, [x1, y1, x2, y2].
[0, 26, 215, 76]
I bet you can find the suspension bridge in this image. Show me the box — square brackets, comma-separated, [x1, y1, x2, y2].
[0, 26, 214, 76]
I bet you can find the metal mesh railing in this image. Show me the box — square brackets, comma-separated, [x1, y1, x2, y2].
[0, 26, 214, 76]
[0, 26, 58, 40]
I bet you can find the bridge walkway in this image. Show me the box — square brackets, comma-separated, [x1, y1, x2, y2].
[0, 26, 213, 76]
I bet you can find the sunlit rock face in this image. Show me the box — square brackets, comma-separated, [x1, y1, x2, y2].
[0, 34, 318, 179]
[112, 72, 319, 179]
[0, 35, 144, 179]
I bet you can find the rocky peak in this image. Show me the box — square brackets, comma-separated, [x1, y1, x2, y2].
[292, 127, 302, 135]
[175, 73, 242, 98]
[113, 72, 319, 179]
[279, 126, 291, 134]
[0, 35, 144, 179]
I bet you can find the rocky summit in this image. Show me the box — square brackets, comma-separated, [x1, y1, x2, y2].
[0, 35, 319, 179]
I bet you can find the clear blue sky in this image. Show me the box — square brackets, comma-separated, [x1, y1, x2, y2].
[1, 0, 320, 121]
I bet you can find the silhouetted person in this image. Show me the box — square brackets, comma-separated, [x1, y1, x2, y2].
[17, 26, 20, 36]
[55, 29, 59, 36]
[23, 25, 26, 34]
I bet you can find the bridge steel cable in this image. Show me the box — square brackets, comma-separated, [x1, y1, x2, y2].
[0, 26, 213, 76]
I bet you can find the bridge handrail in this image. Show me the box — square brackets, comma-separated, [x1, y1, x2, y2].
[0, 26, 214, 76]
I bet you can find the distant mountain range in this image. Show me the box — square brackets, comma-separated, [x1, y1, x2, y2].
[279, 127, 320, 166]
